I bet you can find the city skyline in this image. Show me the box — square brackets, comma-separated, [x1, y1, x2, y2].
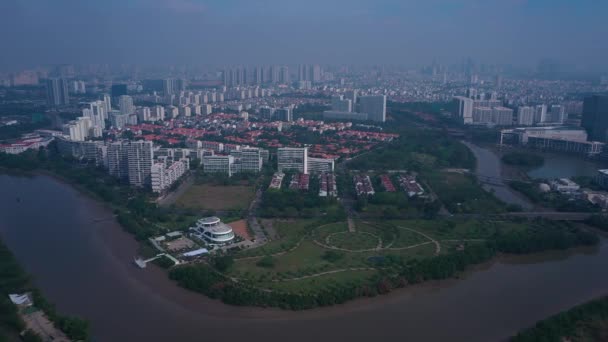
[1, 0, 608, 70]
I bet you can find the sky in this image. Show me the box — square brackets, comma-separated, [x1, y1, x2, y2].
[0, 0, 607, 70]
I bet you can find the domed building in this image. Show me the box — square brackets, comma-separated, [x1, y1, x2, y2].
[191, 217, 235, 245]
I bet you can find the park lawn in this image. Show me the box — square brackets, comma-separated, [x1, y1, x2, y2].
[424, 171, 506, 214]
[391, 227, 432, 248]
[175, 184, 254, 211]
[390, 219, 527, 241]
[329, 231, 379, 250]
[266, 269, 379, 293]
[235, 219, 316, 258]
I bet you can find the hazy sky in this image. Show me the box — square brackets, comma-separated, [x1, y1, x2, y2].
[1, 0, 607, 69]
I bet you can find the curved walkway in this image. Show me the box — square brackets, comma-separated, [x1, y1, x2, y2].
[396, 226, 441, 255]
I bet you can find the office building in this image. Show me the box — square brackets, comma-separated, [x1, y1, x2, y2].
[236, 148, 263, 173]
[308, 157, 335, 173]
[359, 95, 386, 122]
[127, 141, 153, 188]
[277, 147, 308, 174]
[582, 95, 608, 142]
[500, 126, 604, 156]
[45, 78, 69, 106]
[203, 155, 234, 176]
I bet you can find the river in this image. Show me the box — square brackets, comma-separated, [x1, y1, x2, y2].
[527, 152, 608, 180]
[462, 142, 533, 209]
[1, 173, 608, 342]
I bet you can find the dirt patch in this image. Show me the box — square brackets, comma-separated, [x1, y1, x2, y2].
[230, 219, 252, 240]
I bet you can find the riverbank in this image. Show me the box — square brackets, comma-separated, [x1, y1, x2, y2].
[3, 173, 608, 341]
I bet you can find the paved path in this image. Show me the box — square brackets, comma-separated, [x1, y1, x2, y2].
[274, 267, 377, 282]
[397, 226, 441, 255]
[347, 218, 356, 232]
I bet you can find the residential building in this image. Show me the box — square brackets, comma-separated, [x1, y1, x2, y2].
[127, 141, 153, 188]
[517, 106, 535, 126]
[119, 95, 135, 115]
[45, 78, 69, 107]
[453, 96, 473, 124]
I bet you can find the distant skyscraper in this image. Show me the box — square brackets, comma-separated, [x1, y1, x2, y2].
[312, 65, 322, 83]
[495, 75, 503, 88]
[163, 78, 174, 95]
[279, 66, 290, 84]
[359, 95, 386, 122]
[45, 78, 69, 107]
[582, 95, 608, 142]
[119, 95, 135, 115]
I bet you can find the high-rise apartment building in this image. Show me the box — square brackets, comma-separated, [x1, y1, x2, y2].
[453, 96, 473, 124]
[359, 95, 386, 122]
[517, 106, 535, 126]
[119, 95, 135, 115]
[46, 78, 69, 106]
[127, 141, 153, 188]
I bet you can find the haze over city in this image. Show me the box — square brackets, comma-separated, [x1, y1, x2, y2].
[3, 1, 608, 342]
[1, 0, 608, 69]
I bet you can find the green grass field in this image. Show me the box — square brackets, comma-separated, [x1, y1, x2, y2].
[175, 184, 254, 211]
